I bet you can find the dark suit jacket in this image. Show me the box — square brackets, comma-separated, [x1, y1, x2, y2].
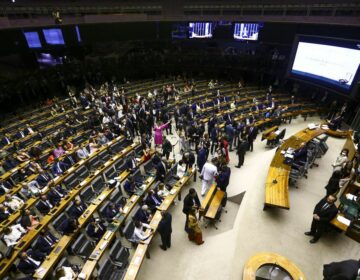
[134, 209, 150, 223]
[126, 158, 137, 171]
[105, 206, 118, 221]
[48, 186, 66, 205]
[183, 193, 200, 215]
[86, 222, 106, 239]
[158, 212, 172, 236]
[313, 198, 338, 223]
[155, 162, 166, 182]
[323, 259, 360, 280]
[0, 211, 9, 222]
[146, 194, 162, 210]
[69, 203, 86, 219]
[34, 232, 58, 254]
[17, 251, 40, 274]
[59, 219, 77, 235]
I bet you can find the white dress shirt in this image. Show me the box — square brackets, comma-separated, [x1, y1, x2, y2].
[200, 162, 218, 181]
[133, 223, 151, 242]
[4, 224, 26, 246]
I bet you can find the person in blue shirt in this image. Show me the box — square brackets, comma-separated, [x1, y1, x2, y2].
[197, 146, 207, 173]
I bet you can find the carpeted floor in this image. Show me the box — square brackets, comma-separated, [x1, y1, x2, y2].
[137, 116, 359, 280]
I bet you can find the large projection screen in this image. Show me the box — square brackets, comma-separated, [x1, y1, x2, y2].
[288, 36, 360, 95]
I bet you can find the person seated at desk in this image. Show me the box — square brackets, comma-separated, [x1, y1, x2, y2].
[36, 195, 54, 215]
[34, 228, 59, 255]
[3, 223, 26, 246]
[36, 170, 52, 188]
[157, 183, 170, 198]
[293, 142, 308, 165]
[15, 129, 27, 139]
[325, 171, 342, 196]
[134, 205, 152, 223]
[0, 204, 10, 221]
[4, 194, 24, 212]
[126, 152, 138, 173]
[104, 202, 123, 222]
[132, 220, 153, 243]
[305, 194, 338, 243]
[20, 208, 39, 231]
[0, 179, 12, 195]
[51, 158, 69, 176]
[63, 153, 76, 167]
[175, 160, 186, 179]
[17, 250, 42, 275]
[332, 149, 349, 173]
[123, 176, 141, 196]
[20, 182, 41, 199]
[2, 155, 17, 171]
[53, 143, 66, 159]
[0, 133, 11, 148]
[16, 150, 31, 162]
[59, 218, 79, 235]
[86, 218, 106, 240]
[55, 266, 78, 280]
[64, 140, 75, 152]
[328, 113, 343, 131]
[27, 161, 44, 174]
[48, 184, 67, 205]
[146, 189, 163, 212]
[69, 199, 87, 219]
[323, 259, 360, 280]
[76, 146, 89, 160]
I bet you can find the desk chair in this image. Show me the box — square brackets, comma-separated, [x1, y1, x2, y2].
[97, 258, 125, 280]
[109, 239, 130, 268]
[70, 233, 95, 260]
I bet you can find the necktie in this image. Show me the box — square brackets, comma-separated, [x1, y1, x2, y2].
[45, 236, 53, 245]
[321, 203, 329, 211]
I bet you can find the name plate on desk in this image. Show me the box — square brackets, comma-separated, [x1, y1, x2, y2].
[134, 256, 142, 265]
[80, 181, 87, 187]
[337, 215, 351, 226]
[67, 167, 75, 173]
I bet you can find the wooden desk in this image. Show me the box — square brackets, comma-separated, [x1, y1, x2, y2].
[261, 126, 278, 141]
[243, 252, 306, 280]
[200, 183, 217, 213]
[264, 126, 353, 210]
[205, 190, 225, 219]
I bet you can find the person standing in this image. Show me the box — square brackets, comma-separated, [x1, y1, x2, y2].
[183, 188, 200, 232]
[187, 209, 204, 245]
[323, 259, 360, 280]
[236, 137, 248, 168]
[162, 136, 172, 160]
[200, 158, 218, 196]
[153, 121, 169, 148]
[305, 195, 338, 243]
[247, 125, 257, 152]
[197, 146, 207, 173]
[157, 211, 172, 251]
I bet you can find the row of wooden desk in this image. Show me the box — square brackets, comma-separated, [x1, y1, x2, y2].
[0, 136, 135, 278]
[264, 126, 352, 210]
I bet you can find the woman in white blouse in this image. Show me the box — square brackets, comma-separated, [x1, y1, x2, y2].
[332, 149, 349, 172]
[3, 223, 26, 246]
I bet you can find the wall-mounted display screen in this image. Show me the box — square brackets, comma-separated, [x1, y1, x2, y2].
[24, 31, 42, 48]
[233, 23, 260, 41]
[289, 36, 360, 92]
[42, 28, 65, 45]
[189, 22, 213, 39]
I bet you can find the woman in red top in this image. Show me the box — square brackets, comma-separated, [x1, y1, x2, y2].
[222, 137, 230, 163]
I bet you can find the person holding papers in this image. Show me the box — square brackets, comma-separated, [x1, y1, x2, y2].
[132, 220, 153, 243]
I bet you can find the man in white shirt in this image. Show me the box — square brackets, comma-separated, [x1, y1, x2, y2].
[200, 158, 218, 196]
[76, 146, 89, 159]
[4, 194, 24, 212]
[132, 220, 153, 243]
[4, 223, 26, 246]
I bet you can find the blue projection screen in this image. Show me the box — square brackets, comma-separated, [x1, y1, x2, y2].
[24, 31, 42, 48]
[42, 28, 65, 45]
[233, 23, 259, 41]
[189, 22, 213, 38]
[291, 41, 360, 91]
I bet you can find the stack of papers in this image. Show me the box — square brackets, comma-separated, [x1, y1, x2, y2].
[337, 215, 351, 226]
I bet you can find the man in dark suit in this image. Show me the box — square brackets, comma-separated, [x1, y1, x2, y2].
[104, 202, 122, 222]
[158, 211, 172, 251]
[134, 205, 151, 223]
[0, 204, 10, 222]
[36, 195, 54, 215]
[59, 218, 79, 235]
[16, 130, 26, 139]
[0, 134, 11, 148]
[182, 188, 200, 232]
[86, 219, 106, 240]
[305, 195, 338, 243]
[2, 156, 17, 171]
[51, 158, 69, 176]
[323, 259, 360, 280]
[146, 190, 163, 212]
[36, 171, 52, 188]
[236, 137, 248, 168]
[155, 160, 167, 183]
[197, 146, 207, 173]
[126, 152, 137, 173]
[69, 199, 87, 219]
[34, 228, 59, 254]
[17, 250, 41, 275]
[247, 125, 257, 152]
[48, 185, 67, 205]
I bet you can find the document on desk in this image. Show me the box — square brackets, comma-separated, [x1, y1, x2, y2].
[36, 267, 45, 277]
[337, 215, 351, 226]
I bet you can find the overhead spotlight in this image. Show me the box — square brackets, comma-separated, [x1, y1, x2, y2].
[11, 0, 15, 3]
[52, 11, 62, 24]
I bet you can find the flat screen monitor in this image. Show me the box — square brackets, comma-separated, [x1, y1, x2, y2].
[233, 23, 260, 41]
[189, 22, 213, 38]
[24, 31, 42, 48]
[289, 36, 360, 92]
[42, 28, 65, 45]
